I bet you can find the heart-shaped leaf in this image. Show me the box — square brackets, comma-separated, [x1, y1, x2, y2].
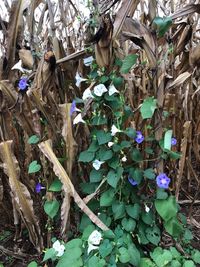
[28, 135, 40, 145]
[28, 160, 41, 174]
[44, 200, 60, 219]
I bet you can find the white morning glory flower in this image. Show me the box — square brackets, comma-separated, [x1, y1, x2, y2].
[108, 84, 119, 96]
[93, 84, 108, 97]
[111, 125, 122, 136]
[92, 159, 104, 170]
[121, 156, 127, 162]
[11, 60, 32, 73]
[53, 240, 65, 257]
[87, 230, 102, 254]
[75, 72, 87, 87]
[145, 205, 150, 213]
[73, 113, 86, 124]
[108, 142, 114, 147]
[84, 56, 94, 66]
[82, 87, 94, 100]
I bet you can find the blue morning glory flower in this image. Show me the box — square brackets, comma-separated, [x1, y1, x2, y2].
[171, 138, 177, 146]
[35, 182, 45, 193]
[135, 131, 144, 144]
[156, 173, 170, 189]
[128, 176, 138, 186]
[70, 100, 76, 116]
[70, 100, 81, 116]
[18, 78, 28, 90]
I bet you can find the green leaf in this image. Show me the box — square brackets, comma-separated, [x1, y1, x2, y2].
[87, 256, 106, 267]
[126, 204, 141, 220]
[107, 167, 123, 188]
[65, 239, 82, 249]
[87, 140, 99, 152]
[156, 188, 168, 199]
[120, 54, 138, 74]
[125, 127, 136, 138]
[98, 147, 113, 161]
[141, 210, 154, 225]
[131, 148, 143, 162]
[169, 247, 181, 259]
[103, 230, 115, 240]
[140, 97, 157, 119]
[56, 247, 83, 267]
[183, 260, 195, 267]
[129, 168, 143, 184]
[91, 115, 107, 126]
[81, 224, 95, 240]
[78, 150, 95, 162]
[164, 130, 172, 151]
[118, 247, 131, 263]
[43, 248, 56, 261]
[27, 261, 38, 267]
[192, 250, 200, 264]
[112, 76, 124, 88]
[112, 201, 125, 220]
[100, 75, 109, 83]
[108, 155, 119, 169]
[79, 214, 92, 233]
[44, 200, 60, 219]
[152, 249, 173, 267]
[48, 179, 62, 192]
[139, 258, 156, 267]
[170, 260, 181, 267]
[144, 168, 155, 180]
[90, 169, 104, 183]
[121, 217, 136, 232]
[28, 160, 41, 174]
[169, 151, 181, 160]
[145, 225, 160, 245]
[128, 244, 141, 266]
[98, 213, 112, 227]
[28, 135, 40, 144]
[120, 140, 131, 148]
[153, 16, 172, 37]
[100, 188, 115, 207]
[96, 130, 112, 145]
[155, 196, 178, 221]
[99, 239, 113, 258]
[164, 217, 184, 237]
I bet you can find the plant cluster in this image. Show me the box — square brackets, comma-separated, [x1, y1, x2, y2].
[28, 55, 200, 267]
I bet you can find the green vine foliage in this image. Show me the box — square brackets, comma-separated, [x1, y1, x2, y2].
[42, 57, 199, 267]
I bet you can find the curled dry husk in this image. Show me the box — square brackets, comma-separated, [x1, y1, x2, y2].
[0, 140, 43, 252]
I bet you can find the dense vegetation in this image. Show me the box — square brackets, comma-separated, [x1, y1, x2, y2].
[0, 0, 200, 266]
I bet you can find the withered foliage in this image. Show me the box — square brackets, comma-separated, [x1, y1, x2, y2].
[0, 0, 200, 257]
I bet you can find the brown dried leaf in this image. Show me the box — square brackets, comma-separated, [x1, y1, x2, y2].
[176, 121, 191, 200]
[113, 0, 139, 40]
[189, 45, 200, 68]
[0, 80, 18, 109]
[19, 49, 34, 69]
[59, 103, 78, 177]
[6, 0, 30, 78]
[0, 140, 43, 252]
[171, 4, 200, 20]
[166, 72, 191, 90]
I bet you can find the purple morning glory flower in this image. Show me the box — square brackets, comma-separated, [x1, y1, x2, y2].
[135, 131, 144, 144]
[18, 78, 28, 90]
[70, 100, 76, 116]
[128, 176, 138, 186]
[35, 182, 45, 193]
[156, 173, 170, 189]
[171, 138, 177, 146]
